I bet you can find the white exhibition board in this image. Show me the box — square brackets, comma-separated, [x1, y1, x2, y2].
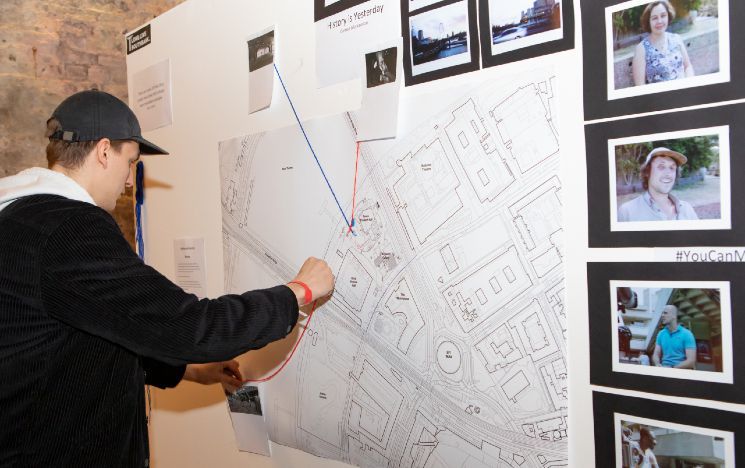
[125, 1, 745, 467]
[124, 1, 586, 467]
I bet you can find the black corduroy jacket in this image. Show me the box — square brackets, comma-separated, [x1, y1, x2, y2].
[0, 195, 299, 467]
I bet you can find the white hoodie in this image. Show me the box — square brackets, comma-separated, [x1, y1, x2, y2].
[0, 167, 96, 214]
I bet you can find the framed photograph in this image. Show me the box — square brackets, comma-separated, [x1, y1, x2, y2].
[314, 0, 368, 22]
[581, 0, 745, 120]
[588, 262, 745, 403]
[401, 0, 480, 85]
[606, 0, 730, 100]
[586, 101, 745, 247]
[593, 392, 745, 467]
[610, 280, 732, 384]
[615, 414, 735, 468]
[478, 0, 575, 68]
[608, 126, 730, 232]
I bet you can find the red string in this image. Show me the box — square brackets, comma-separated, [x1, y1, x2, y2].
[349, 141, 361, 233]
[242, 300, 317, 383]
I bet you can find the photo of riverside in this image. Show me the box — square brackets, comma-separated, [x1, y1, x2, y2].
[489, 0, 562, 46]
[410, 1, 469, 66]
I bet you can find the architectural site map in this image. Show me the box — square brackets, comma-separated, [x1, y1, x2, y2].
[218, 68, 567, 468]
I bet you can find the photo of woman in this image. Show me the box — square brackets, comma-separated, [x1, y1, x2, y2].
[631, 1, 694, 85]
[604, 0, 729, 100]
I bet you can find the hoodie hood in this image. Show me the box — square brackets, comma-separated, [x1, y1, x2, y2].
[0, 167, 96, 213]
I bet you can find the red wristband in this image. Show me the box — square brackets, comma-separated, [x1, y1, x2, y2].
[288, 280, 313, 305]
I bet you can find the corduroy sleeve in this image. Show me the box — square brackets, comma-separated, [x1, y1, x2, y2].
[142, 358, 186, 388]
[40, 207, 299, 366]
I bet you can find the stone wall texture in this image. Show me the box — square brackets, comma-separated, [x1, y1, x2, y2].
[0, 0, 185, 245]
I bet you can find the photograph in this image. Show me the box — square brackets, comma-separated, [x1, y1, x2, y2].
[608, 126, 730, 232]
[581, 0, 745, 120]
[611, 280, 732, 384]
[593, 392, 745, 467]
[585, 102, 745, 248]
[227, 385, 263, 416]
[588, 262, 745, 403]
[606, 0, 730, 100]
[409, 1, 471, 75]
[487, 0, 563, 55]
[247, 30, 274, 72]
[615, 414, 734, 468]
[365, 46, 397, 87]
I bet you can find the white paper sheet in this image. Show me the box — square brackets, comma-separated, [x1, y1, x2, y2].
[315, 0, 400, 88]
[247, 27, 275, 114]
[227, 385, 271, 456]
[173, 237, 207, 297]
[132, 59, 173, 132]
[355, 38, 402, 141]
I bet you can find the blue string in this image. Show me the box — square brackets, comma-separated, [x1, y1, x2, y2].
[135, 161, 145, 260]
[273, 63, 354, 234]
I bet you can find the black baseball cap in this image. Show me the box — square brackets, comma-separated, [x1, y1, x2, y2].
[48, 89, 168, 155]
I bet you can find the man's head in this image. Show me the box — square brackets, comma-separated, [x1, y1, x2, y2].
[45, 90, 167, 212]
[660, 304, 678, 327]
[639, 426, 657, 450]
[640, 147, 686, 195]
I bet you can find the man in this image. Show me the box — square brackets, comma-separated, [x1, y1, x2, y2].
[618, 147, 699, 222]
[0, 90, 334, 467]
[653, 304, 696, 369]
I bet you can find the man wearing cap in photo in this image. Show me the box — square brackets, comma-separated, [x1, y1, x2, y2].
[617, 147, 699, 222]
[0, 90, 335, 466]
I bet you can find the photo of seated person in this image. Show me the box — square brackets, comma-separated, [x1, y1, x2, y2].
[632, 1, 694, 86]
[614, 286, 723, 374]
[653, 304, 696, 369]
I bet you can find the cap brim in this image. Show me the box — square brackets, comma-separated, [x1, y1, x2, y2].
[132, 136, 169, 155]
[655, 150, 687, 166]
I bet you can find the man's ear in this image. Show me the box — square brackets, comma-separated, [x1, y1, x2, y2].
[94, 138, 112, 168]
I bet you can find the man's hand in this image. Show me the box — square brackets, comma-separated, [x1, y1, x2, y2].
[183, 360, 243, 394]
[287, 257, 335, 306]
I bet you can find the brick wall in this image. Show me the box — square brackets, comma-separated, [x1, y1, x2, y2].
[0, 0, 185, 245]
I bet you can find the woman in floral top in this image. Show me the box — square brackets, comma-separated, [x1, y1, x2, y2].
[632, 1, 695, 86]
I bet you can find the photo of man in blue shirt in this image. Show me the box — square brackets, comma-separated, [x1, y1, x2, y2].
[653, 304, 696, 368]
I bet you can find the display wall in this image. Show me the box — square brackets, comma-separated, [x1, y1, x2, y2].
[125, 0, 744, 467]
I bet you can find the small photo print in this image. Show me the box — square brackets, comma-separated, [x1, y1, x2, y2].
[488, 0, 563, 55]
[611, 280, 733, 384]
[410, 0, 471, 76]
[615, 414, 735, 468]
[227, 385, 263, 416]
[365, 46, 397, 88]
[606, 0, 730, 100]
[608, 126, 730, 232]
[248, 30, 274, 72]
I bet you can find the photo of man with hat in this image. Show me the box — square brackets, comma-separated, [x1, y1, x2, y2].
[618, 146, 699, 222]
